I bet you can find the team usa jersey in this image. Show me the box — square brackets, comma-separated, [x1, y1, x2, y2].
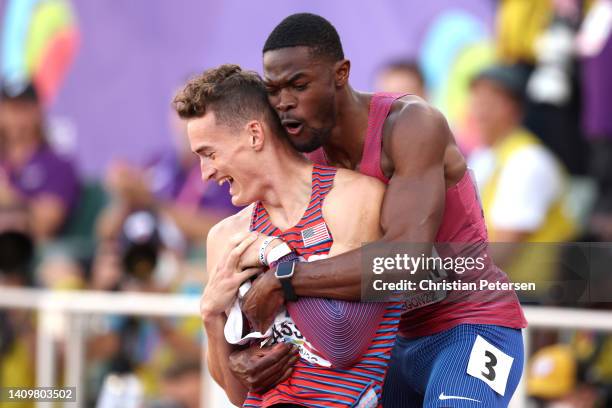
[243, 164, 403, 408]
[306, 93, 528, 339]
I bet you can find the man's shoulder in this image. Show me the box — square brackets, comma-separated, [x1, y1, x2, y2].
[207, 204, 253, 243]
[333, 168, 385, 195]
[323, 169, 384, 245]
[380, 95, 452, 167]
[385, 95, 447, 134]
[326, 169, 385, 215]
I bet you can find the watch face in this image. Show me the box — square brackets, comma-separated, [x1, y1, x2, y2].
[275, 262, 294, 278]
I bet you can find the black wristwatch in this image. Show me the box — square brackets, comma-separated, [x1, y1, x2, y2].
[274, 261, 298, 301]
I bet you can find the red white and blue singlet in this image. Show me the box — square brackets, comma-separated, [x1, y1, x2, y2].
[243, 164, 403, 408]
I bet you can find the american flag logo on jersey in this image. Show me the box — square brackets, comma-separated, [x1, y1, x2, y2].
[301, 222, 330, 248]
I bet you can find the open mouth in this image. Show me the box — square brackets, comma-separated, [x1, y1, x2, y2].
[218, 176, 233, 188]
[281, 119, 304, 135]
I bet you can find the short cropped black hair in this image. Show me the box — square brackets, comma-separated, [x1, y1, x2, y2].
[472, 64, 528, 103]
[263, 13, 344, 61]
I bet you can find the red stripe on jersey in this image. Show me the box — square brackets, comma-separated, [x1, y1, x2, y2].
[244, 164, 402, 408]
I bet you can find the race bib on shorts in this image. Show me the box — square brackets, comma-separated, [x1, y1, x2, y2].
[466, 335, 514, 396]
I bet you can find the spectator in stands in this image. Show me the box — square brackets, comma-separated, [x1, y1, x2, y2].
[527, 340, 609, 407]
[96, 112, 236, 250]
[468, 64, 576, 302]
[373, 59, 426, 98]
[0, 80, 79, 244]
[527, 344, 577, 405]
[496, 0, 558, 65]
[0, 205, 33, 282]
[496, 0, 588, 175]
[87, 240, 203, 402]
[578, 0, 612, 242]
[0, 80, 86, 290]
[155, 360, 201, 408]
[0, 302, 35, 403]
[88, 112, 221, 398]
[0, 206, 35, 398]
[92, 110, 237, 292]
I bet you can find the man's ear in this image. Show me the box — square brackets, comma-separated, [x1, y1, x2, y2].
[334, 59, 351, 88]
[246, 120, 265, 151]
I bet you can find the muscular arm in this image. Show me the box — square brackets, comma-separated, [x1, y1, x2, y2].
[201, 220, 250, 406]
[203, 315, 247, 406]
[251, 101, 453, 305]
[95, 202, 130, 241]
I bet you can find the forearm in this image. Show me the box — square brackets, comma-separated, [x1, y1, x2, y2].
[203, 313, 248, 406]
[30, 198, 67, 242]
[31, 214, 63, 242]
[291, 239, 435, 300]
[291, 251, 362, 300]
[96, 202, 131, 241]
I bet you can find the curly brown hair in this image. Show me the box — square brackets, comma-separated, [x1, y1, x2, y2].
[172, 64, 281, 132]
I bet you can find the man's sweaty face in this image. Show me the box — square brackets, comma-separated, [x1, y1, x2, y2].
[187, 113, 252, 206]
[263, 46, 336, 153]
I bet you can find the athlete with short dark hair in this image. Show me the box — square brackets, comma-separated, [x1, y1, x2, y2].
[231, 13, 528, 407]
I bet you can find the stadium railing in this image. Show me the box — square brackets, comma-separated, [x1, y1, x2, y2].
[1, 287, 611, 408]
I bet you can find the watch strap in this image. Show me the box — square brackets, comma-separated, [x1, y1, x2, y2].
[279, 276, 297, 302]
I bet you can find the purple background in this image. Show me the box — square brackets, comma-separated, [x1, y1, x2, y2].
[1, 0, 495, 176]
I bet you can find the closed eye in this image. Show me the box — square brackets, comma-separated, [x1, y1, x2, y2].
[266, 86, 279, 96]
[195, 148, 215, 160]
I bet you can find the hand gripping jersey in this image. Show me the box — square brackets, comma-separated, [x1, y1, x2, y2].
[242, 164, 403, 408]
[306, 93, 527, 339]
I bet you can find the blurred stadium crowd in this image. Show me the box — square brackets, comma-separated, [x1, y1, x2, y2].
[1, 0, 612, 407]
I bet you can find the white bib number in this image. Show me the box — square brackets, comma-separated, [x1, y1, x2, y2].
[267, 310, 331, 367]
[466, 335, 514, 396]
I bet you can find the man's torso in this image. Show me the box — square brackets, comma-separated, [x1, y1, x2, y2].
[306, 92, 527, 338]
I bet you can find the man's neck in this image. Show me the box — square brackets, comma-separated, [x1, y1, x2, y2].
[259, 148, 314, 231]
[323, 86, 371, 171]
